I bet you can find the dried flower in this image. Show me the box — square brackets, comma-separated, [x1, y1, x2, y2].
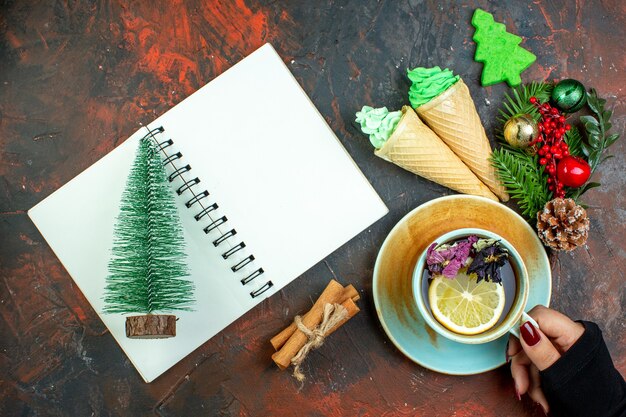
[426, 235, 478, 279]
[467, 241, 509, 284]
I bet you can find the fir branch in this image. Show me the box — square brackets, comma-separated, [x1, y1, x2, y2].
[563, 126, 584, 158]
[491, 148, 551, 219]
[496, 82, 554, 142]
[497, 82, 554, 125]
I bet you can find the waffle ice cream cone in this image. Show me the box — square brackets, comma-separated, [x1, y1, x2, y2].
[375, 106, 498, 201]
[415, 79, 509, 201]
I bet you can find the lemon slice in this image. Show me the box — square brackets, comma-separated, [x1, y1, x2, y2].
[428, 272, 505, 335]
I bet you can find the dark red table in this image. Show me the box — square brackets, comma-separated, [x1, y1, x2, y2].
[1, 2, 624, 416]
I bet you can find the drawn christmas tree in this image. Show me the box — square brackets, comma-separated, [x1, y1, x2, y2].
[104, 136, 194, 339]
[472, 9, 536, 87]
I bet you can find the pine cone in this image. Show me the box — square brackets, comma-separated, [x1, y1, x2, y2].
[537, 198, 590, 251]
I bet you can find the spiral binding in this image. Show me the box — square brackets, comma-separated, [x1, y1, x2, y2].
[143, 126, 273, 299]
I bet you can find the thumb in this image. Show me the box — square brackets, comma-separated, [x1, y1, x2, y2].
[519, 320, 561, 371]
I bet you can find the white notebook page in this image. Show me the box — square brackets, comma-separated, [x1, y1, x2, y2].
[28, 44, 388, 382]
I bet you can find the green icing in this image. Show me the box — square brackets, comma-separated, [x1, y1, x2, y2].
[355, 106, 402, 149]
[407, 66, 460, 108]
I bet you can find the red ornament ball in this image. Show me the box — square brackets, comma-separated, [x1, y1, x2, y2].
[556, 156, 591, 188]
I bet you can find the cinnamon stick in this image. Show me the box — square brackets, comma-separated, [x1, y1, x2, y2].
[342, 284, 360, 302]
[272, 297, 360, 370]
[319, 297, 360, 339]
[270, 284, 359, 351]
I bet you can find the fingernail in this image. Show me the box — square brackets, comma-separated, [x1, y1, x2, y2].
[537, 403, 548, 415]
[521, 321, 541, 346]
[515, 384, 521, 401]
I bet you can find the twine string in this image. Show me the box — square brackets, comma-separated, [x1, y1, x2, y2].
[290, 302, 348, 382]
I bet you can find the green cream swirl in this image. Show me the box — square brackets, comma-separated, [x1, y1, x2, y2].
[407, 66, 460, 108]
[355, 106, 402, 149]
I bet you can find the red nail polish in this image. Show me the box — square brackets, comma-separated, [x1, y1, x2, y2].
[521, 321, 541, 346]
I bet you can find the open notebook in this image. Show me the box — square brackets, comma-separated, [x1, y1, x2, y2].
[28, 44, 388, 382]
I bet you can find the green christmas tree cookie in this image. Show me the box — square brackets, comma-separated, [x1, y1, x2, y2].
[472, 9, 536, 87]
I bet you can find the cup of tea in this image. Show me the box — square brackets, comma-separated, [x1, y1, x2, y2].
[412, 228, 537, 344]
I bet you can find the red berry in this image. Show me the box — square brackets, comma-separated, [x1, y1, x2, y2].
[548, 167, 556, 175]
[550, 146, 559, 153]
[551, 108, 559, 115]
[539, 158, 548, 165]
[565, 124, 571, 131]
[558, 116, 566, 123]
[563, 150, 570, 156]
[542, 145, 550, 152]
[560, 142, 569, 149]
[547, 177, 553, 183]
[529, 96, 537, 104]
[548, 185, 554, 191]
[556, 156, 591, 187]
[553, 153, 562, 159]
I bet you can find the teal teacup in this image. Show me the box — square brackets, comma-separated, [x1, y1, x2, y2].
[412, 228, 537, 344]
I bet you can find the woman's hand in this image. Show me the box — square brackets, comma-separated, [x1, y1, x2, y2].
[507, 305, 585, 414]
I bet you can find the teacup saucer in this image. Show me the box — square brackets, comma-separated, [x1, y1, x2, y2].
[372, 195, 551, 375]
